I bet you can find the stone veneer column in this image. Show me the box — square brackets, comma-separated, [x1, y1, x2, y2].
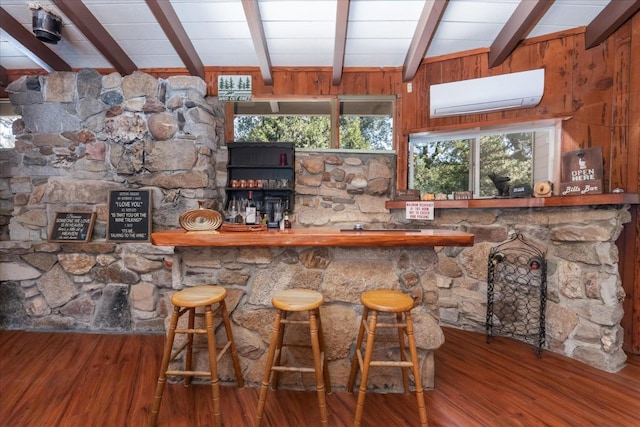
[0, 69, 224, 331]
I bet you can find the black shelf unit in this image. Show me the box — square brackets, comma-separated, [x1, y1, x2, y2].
[225, 142, 295, 212]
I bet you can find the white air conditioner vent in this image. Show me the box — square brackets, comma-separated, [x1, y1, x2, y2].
[430, 69, 544, 118]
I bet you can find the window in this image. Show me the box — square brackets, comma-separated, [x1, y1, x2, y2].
[234, 97, 393, 150]
[1, 100, 18, 149]
[409, 120, 560, 197]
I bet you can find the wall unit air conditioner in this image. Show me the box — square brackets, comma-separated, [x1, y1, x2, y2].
[429, 69, 544, 118]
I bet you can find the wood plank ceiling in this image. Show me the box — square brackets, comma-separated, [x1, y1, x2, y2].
[1, 0, 639, 88]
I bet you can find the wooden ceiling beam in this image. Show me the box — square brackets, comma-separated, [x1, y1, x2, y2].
[0, 7, 71, 72]
[332, 0, 350, 85]
[488, 0, 554, 68]
[242, 0, 273, 85]
[0, 65, 8, 87]
[402, 0, 448, 82]
[52, 0, 137, 75]
[145, 0, 205, 79]
[585, 0, 640, 49]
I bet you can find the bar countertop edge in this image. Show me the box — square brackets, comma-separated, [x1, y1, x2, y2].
[151, 228, 475, 248]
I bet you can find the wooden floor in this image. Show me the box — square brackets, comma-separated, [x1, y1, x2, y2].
[1, 327, 638, 427]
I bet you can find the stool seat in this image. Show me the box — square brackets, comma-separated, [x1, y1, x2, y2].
[361, 289, 414, 312]
[272, 288, 324, 311]
[171, 285, 227, 307]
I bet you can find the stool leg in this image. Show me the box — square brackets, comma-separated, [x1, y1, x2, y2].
[270, 310, 288, 390]
[315, 307, 331, 393]
[353, 310, 378, 427]
[397, 312, 411, 393]
[220, 299, 244, 387]
[255, 309, 283, 427]
[347, 307, 369, 392]
[184, 307, 195, 386]
[150, 305, 180, 427]
[309, 309, 329, 426]
[205, 305, 222, 427]
[405, 312, 428, 427]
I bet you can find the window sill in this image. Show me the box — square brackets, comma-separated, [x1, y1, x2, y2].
[385, 193, 639, 210]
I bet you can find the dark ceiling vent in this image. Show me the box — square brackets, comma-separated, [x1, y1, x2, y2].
[32, 8, 62, 44]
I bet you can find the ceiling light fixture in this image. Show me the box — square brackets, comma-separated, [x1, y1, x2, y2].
[29, 3, 63, 44]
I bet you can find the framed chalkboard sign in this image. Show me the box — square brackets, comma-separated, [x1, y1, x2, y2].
[107, 190, 152, 242]
[48, 212, 96, 242]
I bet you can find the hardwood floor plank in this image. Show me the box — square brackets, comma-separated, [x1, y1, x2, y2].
[0, 328, 638, 426]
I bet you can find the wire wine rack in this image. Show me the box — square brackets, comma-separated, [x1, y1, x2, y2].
[486, 232, 547, 357]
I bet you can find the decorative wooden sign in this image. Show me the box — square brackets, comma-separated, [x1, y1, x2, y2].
[48, 212, 96, 242]
[107, 190, 152, 241]
[217, 75, 252, 101]
[559, 147, 603, 196]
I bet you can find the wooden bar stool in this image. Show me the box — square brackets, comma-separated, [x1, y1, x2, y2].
[347, 289, 427, 427]
[150, 285, 244, 427]
[255, 289, 331, 427]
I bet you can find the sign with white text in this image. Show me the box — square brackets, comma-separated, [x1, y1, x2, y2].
[559, 147, 603, 195]
[108, 190, 151, 241]
[405, 202, 434, 220]
[48, 212, 96, 242]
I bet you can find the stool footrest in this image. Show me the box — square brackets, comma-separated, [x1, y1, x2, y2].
[175, 328, 208, 334]
[362, 320, 407, 330]
[166, 369, 212, 377]
[369, 360, 414, 367]
[216, 341, 232, 362]
[170, 341, 189, 361]
[281, 319, 310, 326]
[270, 349, 327, 374]
[271, 366, 317, 373]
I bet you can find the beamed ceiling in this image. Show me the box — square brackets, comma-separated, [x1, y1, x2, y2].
[1, 0, 639, 88]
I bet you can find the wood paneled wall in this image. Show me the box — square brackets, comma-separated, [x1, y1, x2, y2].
[2, 17, 638, 352]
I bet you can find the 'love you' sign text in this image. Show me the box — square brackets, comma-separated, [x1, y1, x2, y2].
[108, 190, 152, 241]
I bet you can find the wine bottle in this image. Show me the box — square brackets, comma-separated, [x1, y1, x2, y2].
[245, 191, 256, 225]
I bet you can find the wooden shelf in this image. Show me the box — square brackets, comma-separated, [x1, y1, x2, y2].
[385, 193, 639, 210]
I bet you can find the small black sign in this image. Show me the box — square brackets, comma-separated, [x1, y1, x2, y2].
[49, 212, 96, 242]
[108, 190, 152, 241]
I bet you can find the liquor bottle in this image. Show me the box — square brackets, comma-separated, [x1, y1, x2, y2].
[245, 191, 257, 225]
[283, 211, 291, 229]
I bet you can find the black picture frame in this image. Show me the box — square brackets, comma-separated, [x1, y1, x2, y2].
[48, 212, 96, 243]
[107, 190, 152, 242]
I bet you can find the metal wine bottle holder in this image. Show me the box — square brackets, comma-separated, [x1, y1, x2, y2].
[486, 232, 547, 357]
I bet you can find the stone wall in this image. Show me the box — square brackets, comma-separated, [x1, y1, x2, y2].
[0, 69, 224, 331]
[0, 69, 632, 377]
[389, 205, 631, 372]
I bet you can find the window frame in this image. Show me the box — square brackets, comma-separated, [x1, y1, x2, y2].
[232, 95, 396, 151]
[408, 119, 563, 197]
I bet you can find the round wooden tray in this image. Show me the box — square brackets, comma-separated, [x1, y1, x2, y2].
[179, 209, 223, 231]
[220, 223, 267, 232]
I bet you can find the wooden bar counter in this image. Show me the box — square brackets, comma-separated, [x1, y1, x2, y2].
[151, 227, 475, 248]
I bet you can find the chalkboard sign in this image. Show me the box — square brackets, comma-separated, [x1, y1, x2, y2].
[107, 190, 152, 241]
[48, 212, 96, 242]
